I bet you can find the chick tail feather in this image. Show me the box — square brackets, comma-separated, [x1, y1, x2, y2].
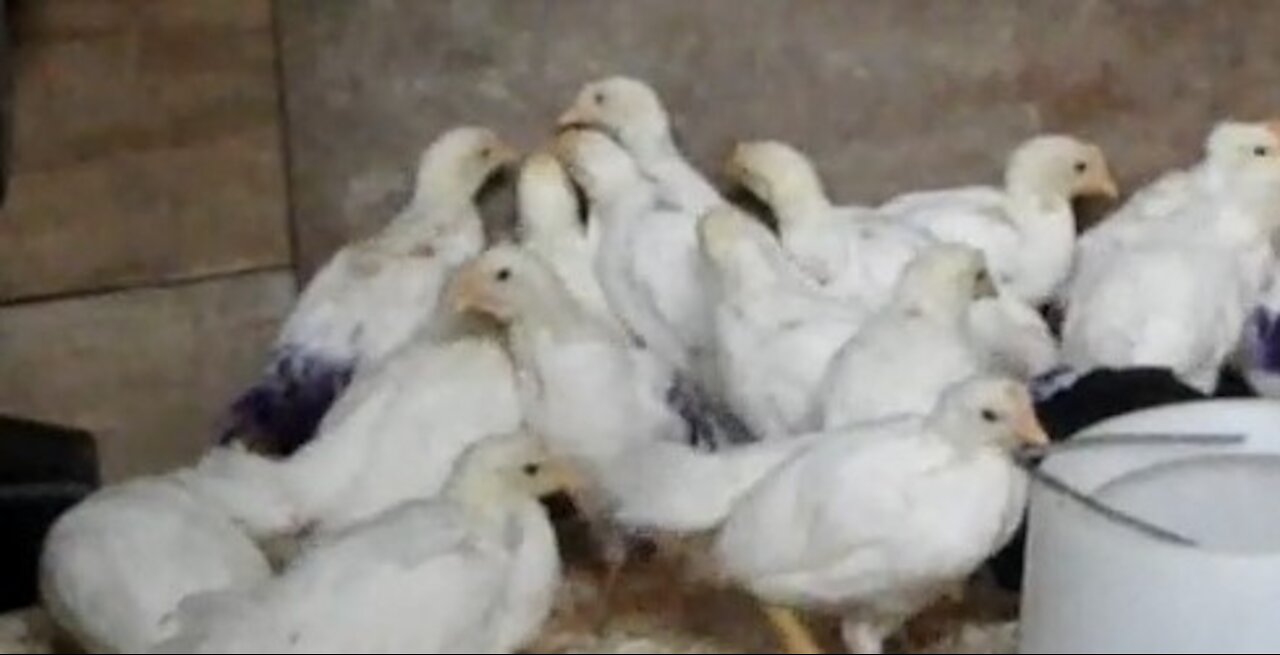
[610, 434, 823, 533]
[219, 349, 354, 457]
[666, 374, 760, 451]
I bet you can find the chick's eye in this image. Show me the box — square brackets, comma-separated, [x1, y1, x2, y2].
[1254, 145, 1271, 157]
[981, 409, 1000, 423]
[480, 147, 494, 159]
[522, 464, 541, 476]
[593, 91, 607, 105]
[496, 268, 512, 282]
[1074, 161, 1088, 174]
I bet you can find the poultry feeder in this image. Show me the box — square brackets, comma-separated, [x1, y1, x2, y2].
[1020, 399, 1280, 654]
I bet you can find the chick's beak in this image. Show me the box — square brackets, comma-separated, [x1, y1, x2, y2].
[491, 141, 521, 167]
[540, 458, 589, 495]
[1082, 166, 1121, 201]
[976, 274, 1000, 300]
[557, 104, 595, 131]
[1013, 407, 1051, 447]
[1267, 119, 1280, 144]
[723, 147, 748, 181]
[447, 266, 491, 315]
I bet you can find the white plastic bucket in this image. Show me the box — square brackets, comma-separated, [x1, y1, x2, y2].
[1020, 399, 1280, 654]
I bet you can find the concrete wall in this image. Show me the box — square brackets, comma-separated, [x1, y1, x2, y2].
[3, 0, 1277, 479]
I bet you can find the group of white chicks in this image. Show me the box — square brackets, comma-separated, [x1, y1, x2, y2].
[37, 76, 1280, 655]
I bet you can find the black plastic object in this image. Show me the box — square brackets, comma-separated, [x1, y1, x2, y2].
[990, 367, 1256, 591]
[0, 414, 100, 612]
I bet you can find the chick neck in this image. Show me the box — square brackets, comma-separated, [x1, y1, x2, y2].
[891, 277, 972, 328]
[616, 118, 678, 166]
[506, 275, 610, 352]
[519, 185, 581, 247]
[377, 162, 487, 249]
[1004, 164, 1075, 228]
[769, 176, 834, 232]
[445, 468, 538, 528]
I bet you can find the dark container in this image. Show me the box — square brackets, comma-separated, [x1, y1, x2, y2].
[0, 415, 100, 612]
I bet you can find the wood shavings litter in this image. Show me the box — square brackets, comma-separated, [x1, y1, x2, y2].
[0, 609, 54, 654]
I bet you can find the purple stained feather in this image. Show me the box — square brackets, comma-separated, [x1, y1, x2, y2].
[219, 348, 355, 457]
[1246, 307, 1280, 372]
[665, 374, 759, 452]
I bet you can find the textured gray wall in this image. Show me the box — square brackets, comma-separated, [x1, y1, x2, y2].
[277, 0, 1280, 275]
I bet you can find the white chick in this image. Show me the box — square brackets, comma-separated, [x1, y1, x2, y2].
[725, 141, 1057, 381]
[149, 432, 574, 654]
[449, 243, 757, 596]
[699, 205, 871, 437]
[448, 245, 757, 511]
[40, 447, 298, 653]
[883, 134, 1118, 306]
[725, 140, 933, 309]
[559, 76, 721, 216]
[262, 335, 524, 534]
[819, 244, 996, 429]
[516, 151, 623, 335]
[716, 376, 1047, 654]
[1079, 120, 1280, 261]
[553, 128, 715, 378]
[1064, 121, 1280, 392]
[222, 127, 517, 456]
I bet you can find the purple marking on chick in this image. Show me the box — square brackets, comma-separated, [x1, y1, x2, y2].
[220, 347, 355, 457]
[665, 374, 759, 452]
[1246, 307, 1280, 372]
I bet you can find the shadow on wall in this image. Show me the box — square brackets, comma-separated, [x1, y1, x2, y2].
[1, 1, 11, 207]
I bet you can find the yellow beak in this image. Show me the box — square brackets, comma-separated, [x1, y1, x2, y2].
[540, 458, 590, 494]
[1267, 119, 1280, 144]
[723, 145, 748, 179]
[1081, 167, 1121, 201]
[447, 266, 489, 315]
[557, 105, 594, 130]
[491, 141, 521, 167]
[1013, 408, 1051, 447]
[975, 273, 1000, 300]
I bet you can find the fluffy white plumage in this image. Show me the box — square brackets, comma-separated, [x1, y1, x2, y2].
[149, 433, 568, 654]
[278, 128, 515, 364]
[517, 152, 623, 335]
[884, 134, 1118, 306]
[560, 76, 722, 216]
[223, 127, 516, 455]
[554, 129, 714, 376]
[264, 335, 524, 533]
[715, 376, 1044, 654]
[699, 205, 871, 437]
[449, 245, 755, 534]
[725, 140, 1059, 381]
[1064, 121, 1280, 392]
[725, 140, 933, 310]
[966, 293, 1061, 380]
[39, 448, 296, 653]
[819, 244, 993, 429]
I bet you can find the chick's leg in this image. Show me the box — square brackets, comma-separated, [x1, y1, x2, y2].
[761, 603, 825, 654]
[840, 616, 886, 654]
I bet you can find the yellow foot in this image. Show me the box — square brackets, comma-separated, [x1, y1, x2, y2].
[592, 554, 627, 633]
[761, 603, 825, 654]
